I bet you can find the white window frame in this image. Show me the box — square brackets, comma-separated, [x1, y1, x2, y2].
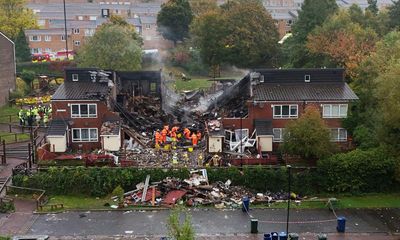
[71, 104, 97, 118]
[304, 74, 311, 82]
[330, 128, 347, 142]
[44, 35, 51, 42]
[73, 28, 80, 34]
[45, 48, 51, 53]
[273, 128, 285, 142]
[74, 40, 80, 46]
[322, 104, 348, 118]
[61, 35, 66, 41]
[72, 128, 98, 142]
[89, 16, 97, 20]
[72, 74, 79, 81]
[273, 104, 298, 119]
[29, 35, 41, 42]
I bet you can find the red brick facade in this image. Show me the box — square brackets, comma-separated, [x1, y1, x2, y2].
[51, 100, 118, 151]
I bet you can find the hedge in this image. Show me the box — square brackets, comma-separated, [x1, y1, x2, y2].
[316, 147, 398, 193]
[12, 148, 399, 196]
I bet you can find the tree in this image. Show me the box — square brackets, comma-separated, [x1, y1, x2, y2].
[14, 28, 31, 62]
[281, 106, 333, 160]
[388, 0, 400, 30]
[191, 0, 279, 68]
[221, 0, 279, 67]
[157, 0, 193, 44]
[189, 0, 217, 16]
[20, 70, 35, 90]
[0, 0, 37, 39]
[167, 208, 195, 240]
[282, 0, 338, 67]
[190, 10, 228, 67]
[366, 0, 378, 15]
[76, 17, 142, 71]
[306, 9, 378, 79]
[375, 61, 400, 151]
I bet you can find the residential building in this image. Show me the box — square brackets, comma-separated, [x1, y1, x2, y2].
[221, 68, 358, 155]
[48, 68, 121, 152]
[25, 29, 73, 54]
[25, 2, 171, 53]
[0, 32, 16, 106]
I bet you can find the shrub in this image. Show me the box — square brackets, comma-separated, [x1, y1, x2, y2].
[317, 147, 398, 193]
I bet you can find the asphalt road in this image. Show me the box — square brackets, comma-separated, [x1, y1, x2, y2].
[27, 208, 400, 237]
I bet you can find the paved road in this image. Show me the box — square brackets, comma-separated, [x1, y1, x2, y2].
[27, 208, 400, 238]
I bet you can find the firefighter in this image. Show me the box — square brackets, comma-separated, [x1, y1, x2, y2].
[183, 128, 191, 140]
[161, 127, 168, 144]
[191, 132, 198, 146]
[155, 130, 161, 147]
[196, 131, 202, 141]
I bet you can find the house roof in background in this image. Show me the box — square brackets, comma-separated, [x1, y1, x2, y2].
[253, 82, 359, 101]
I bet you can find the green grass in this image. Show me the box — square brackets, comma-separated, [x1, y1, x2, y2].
[0, 131, 30, 143]
[0, 105, 20, 123]
[174, 77, 213, 91]
[39, 193, 400, 212]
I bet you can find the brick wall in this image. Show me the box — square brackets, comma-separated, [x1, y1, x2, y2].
[0, 34, 16, 106]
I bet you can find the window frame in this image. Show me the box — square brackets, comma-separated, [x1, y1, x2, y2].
[72, 74, 79, 82]
[73, 28, 80, 34]
[322, 104, 348, 118]
[330, 128, 347, 142]
[29, 35, 41, 42]
[74, 40, 80, 46]
[70, 103, 97, 118]
[72, 128, 98, 142]
[273, 128, 285, 142]
[44, 35, 51, 42]
[272, 104, 298, 119]
[61, 35, 66, 41]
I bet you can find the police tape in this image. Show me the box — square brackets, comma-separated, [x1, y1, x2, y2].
[257, 219, 337, 224]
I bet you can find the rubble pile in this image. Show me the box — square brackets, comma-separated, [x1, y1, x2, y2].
[116, 171, 302, 209]
[125, 96, 169, 132]
[101, 121, 120, 135]
[121, 171, 254, 208]
[124, 149, 204, 168]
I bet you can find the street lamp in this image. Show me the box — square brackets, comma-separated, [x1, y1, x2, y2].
[286, 165, 292, 235]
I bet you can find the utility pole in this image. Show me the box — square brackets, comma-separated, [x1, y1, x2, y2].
[63, 0, 69, 59]
[240, 110, 243, 167]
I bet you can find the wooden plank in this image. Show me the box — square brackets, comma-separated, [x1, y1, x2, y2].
[141, 175, 150, 203]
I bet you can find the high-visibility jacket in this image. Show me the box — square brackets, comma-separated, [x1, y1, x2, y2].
[161, 129, 168, 143]
[191, 133, 198, 146]
[155, 131, 161, 145]
[184, 128, 191, 139]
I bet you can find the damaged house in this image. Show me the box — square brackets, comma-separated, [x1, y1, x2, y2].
[217, 68, 359, 159]
[47, 68, 121, 152]
[46, 68, 164, 153]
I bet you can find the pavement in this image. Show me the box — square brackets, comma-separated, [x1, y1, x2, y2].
[23, 208, 400, 239]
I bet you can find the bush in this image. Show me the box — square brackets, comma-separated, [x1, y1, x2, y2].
[0, 201, 15, 213]
[317, 147, 398, 193]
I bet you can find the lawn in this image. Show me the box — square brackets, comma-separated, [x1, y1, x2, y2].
[0, 131, 30, 143]
[0, 105, 20, 123]
[39, 193, 400, 212]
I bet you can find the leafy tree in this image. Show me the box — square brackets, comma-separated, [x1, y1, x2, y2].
[306, 9, 378, 79]
[221, 0, 279, 67]
[282, 0, 338, 67]
[189, 0, 217, 16]
[20, 70, 35, 90]
[388, 0, 400, 30]
[14, 29, 31, 62]
[157, 0, 193, 44]
[76, 17, 142, 71]
[366, 0, 378, 15]
[281, 106, 333, 160]
[167, 208, 195, 240]
[375, 61, 400, 150]
[190, 10, 228, 67]
[0, 0, 37, 39]
[191, 0, 279, 68]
